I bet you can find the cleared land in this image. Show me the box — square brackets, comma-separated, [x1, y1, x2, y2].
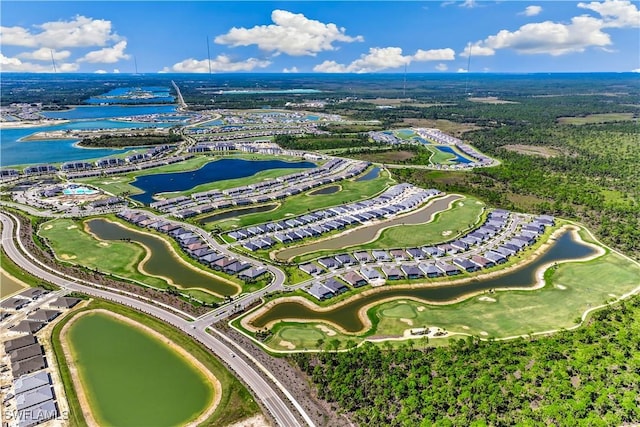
[209, 169, 394, 231]
[397, 119, 481, 137]
[0, 270, 28, 297]
[63, 311, 215, 427]
[557, 113, 637, 125]
[274, 194, 466, 262]
[468, 97, 518, 104]
[502, 144, 561, 158]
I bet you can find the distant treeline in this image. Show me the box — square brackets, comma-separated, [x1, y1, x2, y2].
[78, 132, 182, 147]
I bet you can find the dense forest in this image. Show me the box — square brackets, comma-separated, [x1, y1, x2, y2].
[292, 296, 640, 426]
[78, 132, 182, 147]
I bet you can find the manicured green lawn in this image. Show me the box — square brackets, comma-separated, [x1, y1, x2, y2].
[67, 312, 213, 427]
[424, 144, 457, 164]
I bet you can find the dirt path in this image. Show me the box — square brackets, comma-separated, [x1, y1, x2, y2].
[59, 309, 222, 427]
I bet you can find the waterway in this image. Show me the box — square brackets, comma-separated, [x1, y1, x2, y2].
[275, 195, 461, 261]
[434, 146, 473, 164]
[2, 105, 178, 166]
[355, 167, 380, 182]
[130, 158, 316, 205]
[251, 229, 598, 333]
[308, 185, 341, 196]
[86, 219, 238, 296]
[66, 311, 212, 427]
[199, 204, 279, 225]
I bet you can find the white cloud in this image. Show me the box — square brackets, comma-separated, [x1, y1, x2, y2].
[520, 5, 543, 16]
[1, 16, 121, 49]
[460, 43, 496, 57]
[17, 48, 71, 61]
[215, 9, 363, 56]
[460, 0, 478, 8]
[313, 60, 348, 73]
[578, 0, 640, 28]
[435, 63, 448, 71]
[80, 41, 130, 63]
[162, 55, 271, 73]
[0, 53, 78, 72]
[113, 68, 120, 73]
[413, 48, 455, 61]
[632, 68, 640, 72]
[283, 66, 299, 73]
[94, 69, 107, 74]
[457, 68, 468, 73]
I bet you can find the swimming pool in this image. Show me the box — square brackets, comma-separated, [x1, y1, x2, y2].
[63, 187, 99, 196]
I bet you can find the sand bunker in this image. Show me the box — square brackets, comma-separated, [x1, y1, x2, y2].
[316, 324, 337, 336]
[608, 293, 617, 298]
[67, 225, 78, 230]
[98, 242, 109, 247]
[441, 230, 452, 237]
[398, 300, 407, 304]
[279, 340, 296, 350]
[556, 285, 567, 290]
[43, 225, 53, 230]
[480, 331, 489, 336]
[461, 325, 470, 330]
[417, 306, 425, 312]
[478, 296, 497, 302]
[400, 318, 414, 326]
[60, 254, 77, 260]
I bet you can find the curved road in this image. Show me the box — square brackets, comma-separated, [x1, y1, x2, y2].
[0, 212, 312, 427]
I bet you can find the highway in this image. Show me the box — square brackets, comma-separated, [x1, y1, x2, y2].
[0, 212, 313, 427]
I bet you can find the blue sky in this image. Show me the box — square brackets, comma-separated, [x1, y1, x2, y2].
[1, 1, 639, 73]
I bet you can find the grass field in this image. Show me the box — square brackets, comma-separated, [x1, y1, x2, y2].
[52, 300, 260, 427]
[557, 113, 637, 125]
[209, 169, 395, 231]
[242, 231, 640, 351]
[66, 311, 214, 427]
[38, 218, 224, 303]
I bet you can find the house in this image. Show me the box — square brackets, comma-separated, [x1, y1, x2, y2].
[1, 297, 30, 311]
[419, 263, 443, 278]
[4, 335, 37, 353]
[341, 271, 367, 287]
[299, 263, 323, 275]
[354, 251, 372, 263]
[484, 251, 507, 264]
[212, 257, 236, 270]
[239, 267, 268, 280]
[9, 344, 44, 363]
[335, 253, 356, 265]
[11, 355, 46, 377]
[10, 321, 45, 334]
[200, 252, 224, 264]
[16, 385, 55, 411]
[49, 297, 81, 309]
[243, 242, 259, 252]
[372, 250, 391, 261]
[323, 278, 348, 294]
[306, 282, 334, 300]
[17, 288, 48, 300]
[406, 248, 424, 260]
[27, 310, 60, 323]
[471, 255, 495, 268]
[453, 258, 480, 272]
[390, 249, 408, 260]
[360, 266, 381, 281]
[438, 262, 461, 276]
[401, 265, 424, 279]
[382, 266, 404, 280]
[422, 246, 445, 258]
[318, 257, 339, 269]
[14, 371, 52, 395]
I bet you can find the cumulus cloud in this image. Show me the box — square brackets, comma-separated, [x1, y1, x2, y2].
[283, 66, 299, 73]
[457, 68, 468, 73]
[435, 63, 448, 71]
[414, 48, 455, 61]
[94, 69, 107, 74]
[632, 68, 640, 72]
[80, 41, 130, 63]
[162, 55, 271, 73]
[520, 5, 543, 16]
[17, 48, 71, 61]
[314, 46, 455, 73]
[215, 10, 363, 56]
[578, 0, 640, 28]
[468, 1, 639, 57]
[460, 43, 496, 57]
[0, 53, 79, 72]
[1, 16, 121, 49]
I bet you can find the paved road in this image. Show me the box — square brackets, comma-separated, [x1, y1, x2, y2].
[0, 212, 312, 427]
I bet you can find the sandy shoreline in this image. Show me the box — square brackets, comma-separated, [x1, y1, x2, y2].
[0, 119, 70, 129]
[59, 309, 222, 427]
[243, 225, 606, 336]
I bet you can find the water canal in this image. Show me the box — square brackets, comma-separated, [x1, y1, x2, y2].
[130, 158, 316, 204]
[200, 204, 279, 224]
[275, 194, 462, 261]
[66, 311, 213, 427]
[251, 229, 598, 333]
[86, 219, 238, 296]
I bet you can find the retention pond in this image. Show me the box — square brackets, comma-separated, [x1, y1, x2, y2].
[251, 229, 598, 333]
[86, 219, 238, 296]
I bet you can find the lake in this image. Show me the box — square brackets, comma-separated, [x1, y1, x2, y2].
[130, 158, 316, 204]
[355, 167, 380, 182]
[308, 185, 341, 196]
[85, 86, 175, 104]
[251, 229, 598, 333]
[435, 146, 473, 164]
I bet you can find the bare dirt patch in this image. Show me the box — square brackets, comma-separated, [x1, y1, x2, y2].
[224, 414, 272, 427]
[502, 144, 560, 158]
[468, 97, 518, 104]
